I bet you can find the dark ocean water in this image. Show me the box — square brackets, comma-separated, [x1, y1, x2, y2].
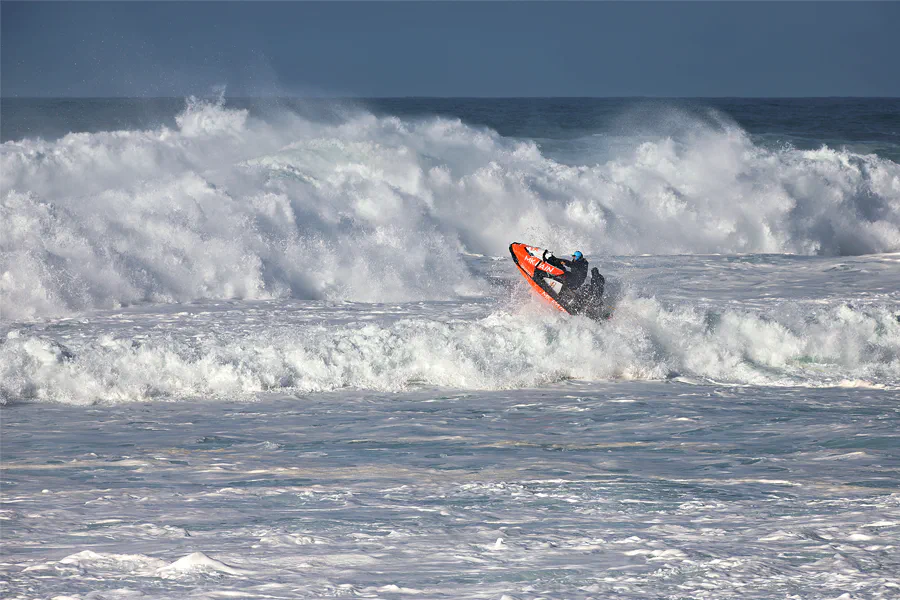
[3, 97, 899, 161]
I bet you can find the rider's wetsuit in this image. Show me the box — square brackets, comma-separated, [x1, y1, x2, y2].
[544, 253, 589, 289]
[544, 252, 605, 312]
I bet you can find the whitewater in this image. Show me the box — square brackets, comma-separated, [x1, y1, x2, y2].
[2, 97, 899, 599]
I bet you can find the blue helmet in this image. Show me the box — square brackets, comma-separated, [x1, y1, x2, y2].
[572, 251, 584, 261]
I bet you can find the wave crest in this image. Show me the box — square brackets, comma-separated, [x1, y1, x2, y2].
[2, 99, 899, 320]
[3, 301, 898, 404]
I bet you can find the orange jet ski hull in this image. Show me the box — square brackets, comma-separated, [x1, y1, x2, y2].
[508, 242, 569, 314]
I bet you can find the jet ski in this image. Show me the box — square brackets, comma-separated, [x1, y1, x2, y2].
[509, 242, 611, 320]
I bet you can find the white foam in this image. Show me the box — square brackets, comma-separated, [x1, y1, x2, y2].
[58, 550, 167, 576]
[3, 99, 899, 320]
[155, 552, 251, 578]
[623, 548, 687, 561]
[3, 299, 897, 404]
[376, 584, 425, 594]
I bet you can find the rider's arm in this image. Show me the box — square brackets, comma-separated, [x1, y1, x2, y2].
[542, 251, 569, 270]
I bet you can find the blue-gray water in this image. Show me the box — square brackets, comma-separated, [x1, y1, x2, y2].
[4, 380, 899, 599]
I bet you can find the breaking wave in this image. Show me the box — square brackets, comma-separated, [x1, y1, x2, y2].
[2, 300, 898, 404]
[2, 97, 900, 320]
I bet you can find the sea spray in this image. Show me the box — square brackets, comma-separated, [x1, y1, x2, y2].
[2, 98, 899, 321]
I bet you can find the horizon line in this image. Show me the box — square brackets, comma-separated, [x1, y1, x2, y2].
[3, 95, 900, 100]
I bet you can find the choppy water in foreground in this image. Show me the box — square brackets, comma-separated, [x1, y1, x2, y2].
[3, 382, 900, 599]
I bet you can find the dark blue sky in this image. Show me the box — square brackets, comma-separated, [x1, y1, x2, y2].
[2, 1, 898, 97]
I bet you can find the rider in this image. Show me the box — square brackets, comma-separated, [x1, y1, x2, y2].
[543, 249, 605, 306]
[544, 250, 589, 289]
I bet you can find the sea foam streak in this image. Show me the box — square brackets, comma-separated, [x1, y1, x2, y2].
[2, 98, 899, 321]
[3, 300, 898, 404]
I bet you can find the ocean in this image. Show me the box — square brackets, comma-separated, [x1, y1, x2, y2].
[2, 97, 899, 599]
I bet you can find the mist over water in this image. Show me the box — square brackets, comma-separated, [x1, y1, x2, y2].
[2, 97, 899, 322]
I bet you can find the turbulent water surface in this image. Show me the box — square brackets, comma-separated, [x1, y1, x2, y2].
[2, 97, 899, 599]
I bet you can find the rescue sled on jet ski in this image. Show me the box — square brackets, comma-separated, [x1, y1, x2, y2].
[509, 242, 612, 320]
